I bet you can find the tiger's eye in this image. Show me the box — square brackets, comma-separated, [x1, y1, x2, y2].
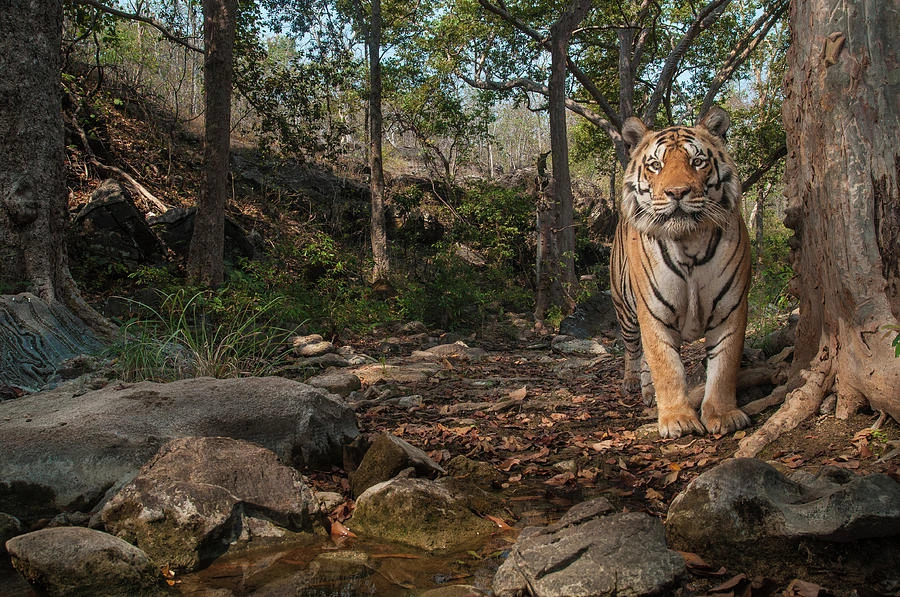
[691, 157, 708, 168]
[646, 159, 662, 173]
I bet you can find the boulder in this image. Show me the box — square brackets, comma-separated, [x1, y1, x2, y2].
[0, 512, 24, 554]
[98, 436, 321, 572]
[148, 206, 255, 260]
[558, 291, 619, 339]
[349, 433, 446, 497]
[70, 179, 166, 268]
[349, 477, 496, 552]
[0, 376, 358, 521]
[5, 526, 164, 597]
[493, 498, 686, 597]
[306, 370, 362, 397]
[550, 335, 610, 357]
[666, 458, 900, 551]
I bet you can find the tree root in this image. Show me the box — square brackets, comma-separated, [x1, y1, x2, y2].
[742, 384, 789, 416]
[734, 356, 834, 458]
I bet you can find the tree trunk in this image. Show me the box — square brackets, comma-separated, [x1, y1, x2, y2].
[188, 0, 237, 287]
[737, 0, 900, 457]
[368, 0, 390, 283]
[534, 0, 591, 322]
[0, 0, 112, 336]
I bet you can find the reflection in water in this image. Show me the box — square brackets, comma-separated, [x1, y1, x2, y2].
[176, 533, 513, 596]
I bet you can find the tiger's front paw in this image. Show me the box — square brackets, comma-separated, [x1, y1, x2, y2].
[702, 408, 750, 436]
[658, 408, 705, 439]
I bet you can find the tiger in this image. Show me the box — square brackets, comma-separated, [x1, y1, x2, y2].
[610, 106, 752, 439]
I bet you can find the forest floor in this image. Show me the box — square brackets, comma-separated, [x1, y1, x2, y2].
[297, 328, 900, 596]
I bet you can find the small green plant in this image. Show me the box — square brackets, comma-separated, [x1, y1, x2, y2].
[110, 289, 295, 382]
[883, 324, 900, 358]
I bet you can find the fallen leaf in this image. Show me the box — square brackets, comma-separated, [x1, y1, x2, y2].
[678, 551, 728, 577]
[331, 520, 357, 539]
[645, 487, 664, 500]
[545, 471, 576, 486]
[499, 457, 521, 471]
[784, 579, 833, 597]
[485, 514, 514, 530]
[509, 386, 527, 401]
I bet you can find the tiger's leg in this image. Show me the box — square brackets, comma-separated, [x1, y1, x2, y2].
[700, 317, 751, 435]
[637, 314, 704, 439]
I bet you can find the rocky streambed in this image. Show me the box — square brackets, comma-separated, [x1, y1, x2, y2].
[2, 323, 900, 596]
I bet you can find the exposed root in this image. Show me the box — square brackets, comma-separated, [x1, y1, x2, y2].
[742, 384, 789, 416]
[734, 357, 834, 458]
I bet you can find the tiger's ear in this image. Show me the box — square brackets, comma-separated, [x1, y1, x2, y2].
[622, 117, 649, 156]
[698, 106, 731, 139]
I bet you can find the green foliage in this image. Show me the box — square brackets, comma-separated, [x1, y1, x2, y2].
[883, 325, 900, 358]
[453, 182, 533, 266]
[110, 289, 295, 382]
[747, 211, 796, 346]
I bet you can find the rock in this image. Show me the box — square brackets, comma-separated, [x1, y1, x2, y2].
[550, 335, 609, 356]
[148, 206, 255, 260]
[666, 458, 900, 552]
[398, 321, 429, 335]
[350, 477, 496, 552]
[70, 179, 166, 268]
[493, 498, 686, 597]
[420, 586, 489, 597]
[98, 436, 321, 572]
[558, 291, 619, 339]
[0, 293, 106, 392]
[5, 526, 164, 596]
[0, 376, 358, 521]
[291, 334, 335, 357]
[1, 512, 24, 554]
[444, 455, 504, 491]
[306, 370, 361, 397]
[349, 433, 446, 497]
[351, 361, 442, 385]
[418, 341, 486, 362]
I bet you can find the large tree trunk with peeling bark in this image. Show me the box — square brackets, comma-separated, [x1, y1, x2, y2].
[737, 0, 900, 457]
[0, 0, 112, 338]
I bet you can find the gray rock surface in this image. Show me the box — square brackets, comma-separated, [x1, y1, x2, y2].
[0, 512, 23, 554]
[349, 433, 446, 497]
[350, 477, 496, 552]
[306, 370, 362, 397]
[0, 293, 106, 392]
[98, 436, 322, 572]
[0, 376, 358, 520]
[666, 458, 900, 550]
[493, 498, 686, 597]
[5, 526, 164, 596]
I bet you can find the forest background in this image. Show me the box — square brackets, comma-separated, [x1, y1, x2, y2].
[1, 0, 897, 452]
[54, 0, 791, 335]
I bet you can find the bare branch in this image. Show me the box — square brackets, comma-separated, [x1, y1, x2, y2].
[642, 0, 731, 122]
[699, 0, 789, 116]
[742, 144, 787, 193]
[73, 0, 203, 53]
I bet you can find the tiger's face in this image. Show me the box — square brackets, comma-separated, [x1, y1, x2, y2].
[621, 108, 740, 239]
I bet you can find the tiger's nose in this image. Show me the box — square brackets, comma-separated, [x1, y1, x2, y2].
[664, 186, 691, 201]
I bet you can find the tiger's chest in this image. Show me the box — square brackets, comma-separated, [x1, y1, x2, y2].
[629, 226, 739, 342]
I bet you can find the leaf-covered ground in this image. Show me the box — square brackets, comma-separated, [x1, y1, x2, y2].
[303, 329, 900, 596]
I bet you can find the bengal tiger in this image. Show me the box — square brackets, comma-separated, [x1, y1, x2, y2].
[610, 106, 751, 439]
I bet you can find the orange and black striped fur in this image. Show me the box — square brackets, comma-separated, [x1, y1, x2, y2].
[610, 107, 751, 439]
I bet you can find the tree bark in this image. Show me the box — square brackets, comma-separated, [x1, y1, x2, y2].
[368, 0, 390, 283]
[0, 0, 113, 337]
[188, 0, 237, 287]
[737, 0, 900, 457]
[534, 0, 590, 322]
